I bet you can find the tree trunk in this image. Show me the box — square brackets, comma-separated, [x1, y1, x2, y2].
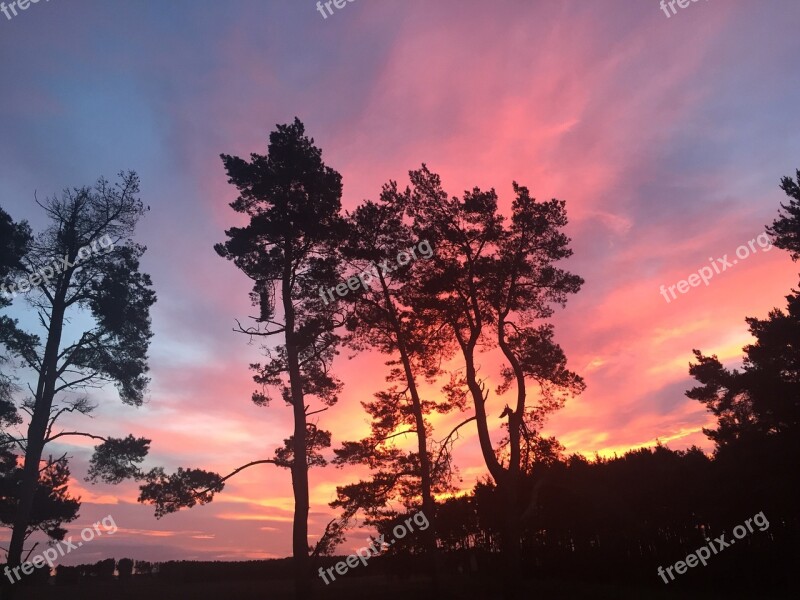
[8, 297, 67, 572]
[397, 338, 439, 590]
[376, 276, 439, 588]
[461, 334, 522, 598]
[500, 476, 522, 600]
[463, 347, 504, 482]
[497, 316, 526, 600]
[283, 258, 311, 600]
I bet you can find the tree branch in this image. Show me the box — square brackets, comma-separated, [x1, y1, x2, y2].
[214, 459, 280, 489]
[433, 416, 476, 469]
[45, 431, 107, 444]
[373, 429, 417, 449]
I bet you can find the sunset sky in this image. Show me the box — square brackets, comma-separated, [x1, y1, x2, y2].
[1, 0, 799, 564]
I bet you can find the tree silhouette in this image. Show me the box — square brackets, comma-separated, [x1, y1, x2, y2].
[216, 119, 344, 600]
[139, 119, 344, 600]
[689, 168, 800, 449]
[767, 168, 800, 260]
[331, 183, 458, 587]
[404, 166, 584, 599]
[686, 288, 800, 449]
[0, 174, 156, 573]
[0, 451, 80, 552]
[0, 206, 30, 430]
[133, 559, 153, 576]
[0, 205, 32, 305]
[117, 557, 134, 579]
[684, 168, 800, 547]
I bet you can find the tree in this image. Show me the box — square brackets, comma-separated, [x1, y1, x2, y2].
[686, 294, 800, 450]
[766, 168, 800, 260]
[117, 557, 134, 579]
[405, 166, 584, 599]
[217, 118, 343, 600]
[0, 452, 81, 554]
[686, 166, 800, 547]
[0, 205, 30, 437]
[133, 560, 153, 576]
[689, 167, 800, 449]
[0, 174, 156, 572]
[0, 205, 32, 310]
[331, 182, 461, 589]
[92, 557, 115, 580]
[138, 119, 344, 600]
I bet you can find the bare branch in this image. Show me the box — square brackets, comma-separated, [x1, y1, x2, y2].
[22, 542, 39, 560]
[218, 459, 279, 484]
[39, 452, 68, 473]
[373, 429, 417, 450]
[45, 431, 107, 444]
[45, 398, 96, 441]
[233, 319, 285, 339]
[433, 416, 476, 470]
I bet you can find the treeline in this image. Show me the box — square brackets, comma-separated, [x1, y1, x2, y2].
[52, 558, 289, 584]
[41, 438, 798, 593]
[428, 443, 797, 593]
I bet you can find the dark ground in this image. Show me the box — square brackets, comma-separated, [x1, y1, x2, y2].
[6, 576, 795, 600]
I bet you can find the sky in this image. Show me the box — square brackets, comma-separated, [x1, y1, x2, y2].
[1, 0, 800, 564]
